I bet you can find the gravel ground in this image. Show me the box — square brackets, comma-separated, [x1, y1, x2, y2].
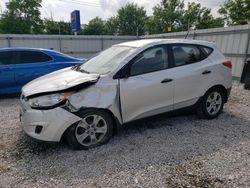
[0, 82, 249, 188]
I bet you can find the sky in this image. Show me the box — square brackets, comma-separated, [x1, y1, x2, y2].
[0, 0, 225, 24]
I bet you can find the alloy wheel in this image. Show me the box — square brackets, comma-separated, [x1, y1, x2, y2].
[206, 91, 222, 115]
[75, 114, 108, 147]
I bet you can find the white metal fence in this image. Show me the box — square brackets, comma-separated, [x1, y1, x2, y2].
[0, 35, 137, 58]
[0, 24, 250, 78]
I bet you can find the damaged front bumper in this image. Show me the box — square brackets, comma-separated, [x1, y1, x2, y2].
[20, 98, 81, 142]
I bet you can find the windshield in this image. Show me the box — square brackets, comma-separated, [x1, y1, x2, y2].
[80, 45, 136, 74]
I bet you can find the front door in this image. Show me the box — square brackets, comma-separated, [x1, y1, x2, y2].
[119, 45, 174, 123]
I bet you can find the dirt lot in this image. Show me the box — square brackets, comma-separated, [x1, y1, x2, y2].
[0, 82, 249, 188]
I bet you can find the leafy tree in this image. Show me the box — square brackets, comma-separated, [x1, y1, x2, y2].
[181, 2, 224, 30]
[219, 0, 250, 25]
[151, 0, 185, 33]
[116, 3, 147, 36]
[44, 19, 71, 35]
[0, 0, 43, 34]
[145, 16, 159, 34]
[105, 16, 118, 35]
[82, 17, 107, 35]
[146, 0, 224, 34]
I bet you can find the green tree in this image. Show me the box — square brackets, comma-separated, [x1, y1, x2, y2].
[219, 0, 250, 25]
[151, 0, 185, 33]
[82, 17, 107, 35]
[116, 3, 147, 36]
[145, 16, 159, 34]
[44, 19, 71, 35]
[105, 16, 118, 35]
[181, 2, 224, 30]
[0, 0, 43, 34]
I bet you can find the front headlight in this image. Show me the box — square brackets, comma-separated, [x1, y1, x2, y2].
[29, 93, 66, 109]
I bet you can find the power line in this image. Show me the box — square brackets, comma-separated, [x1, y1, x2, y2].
[58, 0, 101, 8]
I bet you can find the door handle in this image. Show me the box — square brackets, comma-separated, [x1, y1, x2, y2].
[202, 70, 211, 75]
[161, 78, 173, 83]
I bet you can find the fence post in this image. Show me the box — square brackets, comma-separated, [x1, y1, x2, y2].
[244, 30, 250, 63]
[59, 36, 62, 52]
[101, 37, 104, 50]
[193, 32, 197, 40]
[7, 36, 11, 47]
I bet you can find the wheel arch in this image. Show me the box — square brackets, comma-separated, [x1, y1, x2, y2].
[204, 84, 229, 103]
[60, 107, 122, 142]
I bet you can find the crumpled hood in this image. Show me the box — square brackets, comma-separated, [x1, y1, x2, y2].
[22, 67, 100, 97]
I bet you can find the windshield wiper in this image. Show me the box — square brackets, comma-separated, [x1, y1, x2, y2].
[72, 64, 90, 74]
[72, 64, 80, 71]
[79, 69, 90, 74]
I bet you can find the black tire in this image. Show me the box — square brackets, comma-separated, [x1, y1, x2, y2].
[244, 83, 250, 90]
[66, 109, 113, 150]
[197, 87, 225, 119]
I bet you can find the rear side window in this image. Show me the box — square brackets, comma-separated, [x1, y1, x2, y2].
[18, 51, 52, 64]
[172, 45, 203, 67]
[0, 51, 14, 65]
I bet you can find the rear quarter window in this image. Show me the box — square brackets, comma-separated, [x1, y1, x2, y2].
[200, 46, 213, 57]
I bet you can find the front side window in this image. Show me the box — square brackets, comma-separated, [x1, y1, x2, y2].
[172, 45, 203, 67]
[18, 51, 52, 64]
[130, 46, 168, 76]
[0, 51, 14, 65]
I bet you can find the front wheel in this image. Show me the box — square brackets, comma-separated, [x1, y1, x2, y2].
[66, 109, 113, 150]
[197, 88, 225, 119]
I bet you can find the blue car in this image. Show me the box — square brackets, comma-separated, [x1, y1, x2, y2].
[0, 48, 86, 94]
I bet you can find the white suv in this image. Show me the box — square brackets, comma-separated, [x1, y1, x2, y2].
[20, 39, 232, 150]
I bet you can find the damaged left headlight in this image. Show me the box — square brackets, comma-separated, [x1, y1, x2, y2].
[29, 93, 68, 109]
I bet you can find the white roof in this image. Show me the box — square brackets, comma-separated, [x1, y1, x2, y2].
[116, 39, 216, 48]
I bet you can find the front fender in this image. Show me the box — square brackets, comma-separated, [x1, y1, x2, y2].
[68, 79, 122, 124]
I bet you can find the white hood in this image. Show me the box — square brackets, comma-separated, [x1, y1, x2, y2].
[22, 67, 100, 97]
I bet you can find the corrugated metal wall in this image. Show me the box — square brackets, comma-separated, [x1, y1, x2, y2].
[0, 35, 137, 58]
[143, 24, 250, 78]
[0, 24, 250, 78]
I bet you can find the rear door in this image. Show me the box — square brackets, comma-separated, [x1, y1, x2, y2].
[0, 51, 16, 94]
[170, 44, 213, 110]
[14, 50, 54, 89]
[120, 45, 174, 123]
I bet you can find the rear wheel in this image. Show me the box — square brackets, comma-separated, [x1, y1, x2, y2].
[197, 88, 225, 119]
[66, 109, 113, 150]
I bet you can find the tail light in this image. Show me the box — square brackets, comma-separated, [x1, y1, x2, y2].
[223, 61, 232, 69]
